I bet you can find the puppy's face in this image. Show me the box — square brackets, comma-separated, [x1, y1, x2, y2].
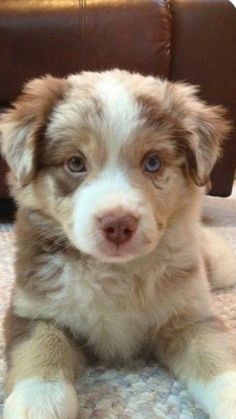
[0, 70, 231, 262]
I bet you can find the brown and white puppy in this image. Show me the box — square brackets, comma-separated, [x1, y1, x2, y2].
[1, 70, 236, 419]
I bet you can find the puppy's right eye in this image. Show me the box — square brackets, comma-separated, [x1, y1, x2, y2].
[65, 156, 87, 174]
[143, 154, 161, 173]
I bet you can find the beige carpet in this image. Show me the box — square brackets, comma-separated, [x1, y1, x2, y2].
[0, 194, 235, 419]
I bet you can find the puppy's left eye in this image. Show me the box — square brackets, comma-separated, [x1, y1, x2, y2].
[143, 154, 161, 173]
[66, 156, 87, 173]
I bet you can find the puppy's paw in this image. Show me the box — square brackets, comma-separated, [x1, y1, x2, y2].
[3, 378, 79, 419]
[189, 371, 236, 419]
[211, 401, 236, 419]
[210, 390, 236, 419]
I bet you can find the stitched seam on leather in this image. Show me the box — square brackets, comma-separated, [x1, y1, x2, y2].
[79, 0, 85, 69]
[165, 0, 173, 79]
[76, 0, 82, 68]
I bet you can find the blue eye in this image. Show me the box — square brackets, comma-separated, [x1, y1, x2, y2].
[144, 155, 161, 173]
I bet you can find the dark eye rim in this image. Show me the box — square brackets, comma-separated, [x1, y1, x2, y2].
[142, 153, 161, 173]
[65, 154, 87, 174]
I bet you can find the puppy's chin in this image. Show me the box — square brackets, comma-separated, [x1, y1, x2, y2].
[73, 235, 160, 264]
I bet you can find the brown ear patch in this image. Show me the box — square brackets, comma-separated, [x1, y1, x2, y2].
[11, 76, 68, 126]
[176, 137, 209, 187]
[185, 106, 231, 187]
[3, 306, 33, 363]
[0, 76, 68, 186]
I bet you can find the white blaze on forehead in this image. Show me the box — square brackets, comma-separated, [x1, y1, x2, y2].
[75, 165, 142, 215]
[95, 74, 140, 158]
[47, 72, 141, 161]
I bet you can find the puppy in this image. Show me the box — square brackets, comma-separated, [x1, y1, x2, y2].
[1, 70, 236, 419]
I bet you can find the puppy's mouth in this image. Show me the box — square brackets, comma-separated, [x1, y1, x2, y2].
[92, 233, 157, 263]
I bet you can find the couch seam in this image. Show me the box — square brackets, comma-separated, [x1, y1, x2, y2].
[78, 0, 85, 69]
[166, 0, 174, 80]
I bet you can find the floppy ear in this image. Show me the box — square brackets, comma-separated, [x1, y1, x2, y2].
[0, 75, 67, 186]
[167, 83, 232, 187]
[183, 105, 232, 186]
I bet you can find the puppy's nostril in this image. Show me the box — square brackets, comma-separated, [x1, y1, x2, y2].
[106, 226, 115, 234]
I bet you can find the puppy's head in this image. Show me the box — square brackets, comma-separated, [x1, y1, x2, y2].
[0, 70, 231, 263]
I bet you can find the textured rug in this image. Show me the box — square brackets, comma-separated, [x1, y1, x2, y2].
[0, 194, 236, 419]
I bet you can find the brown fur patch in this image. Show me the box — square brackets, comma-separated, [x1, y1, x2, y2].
[15, 209, 80, 295]
[11, 76, 68, 126]
[5, 320, 85, 394]
[40, 166, 86, 197]
[3, 306, 32, 363]
[3, 305, 84, 393]
[136, 93, 180, 134]
[154, 313, 236, 383]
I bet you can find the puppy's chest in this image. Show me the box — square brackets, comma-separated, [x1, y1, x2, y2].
[52, 263, 157, 360]
[16, 259, 163, 361]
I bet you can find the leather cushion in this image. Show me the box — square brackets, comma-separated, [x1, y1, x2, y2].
[0, 0, 171, 104]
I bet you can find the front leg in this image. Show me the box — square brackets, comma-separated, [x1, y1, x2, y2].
[155, 313, 236, 418]
[3, 311, 85, 419]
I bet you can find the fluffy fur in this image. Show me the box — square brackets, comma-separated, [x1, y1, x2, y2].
[1, 70, 236, 419]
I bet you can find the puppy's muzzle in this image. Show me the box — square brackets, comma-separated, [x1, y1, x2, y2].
[98, 213, 139, 246]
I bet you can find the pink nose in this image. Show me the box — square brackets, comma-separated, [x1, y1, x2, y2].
[99, 214, 138, 246]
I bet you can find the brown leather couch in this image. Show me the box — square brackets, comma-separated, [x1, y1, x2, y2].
[0, 0, 236, 215]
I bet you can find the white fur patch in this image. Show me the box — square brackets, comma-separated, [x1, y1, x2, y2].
[188, 371, 236, 418]
[3, 378, 79, 419]
[96, 73, 140, 156]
